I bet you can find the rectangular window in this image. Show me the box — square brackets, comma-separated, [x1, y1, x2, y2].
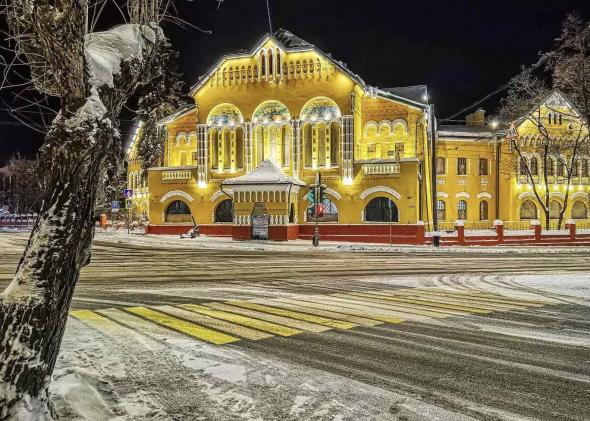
[457, 158, 467, 175]
[479, 158, 489, 176]
[436, 157, 446, 175]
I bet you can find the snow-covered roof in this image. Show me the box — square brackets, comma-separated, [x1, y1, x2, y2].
[382, 85, 428, 105]
[438, 124, 495, 139]
[222, 160, 305, 186]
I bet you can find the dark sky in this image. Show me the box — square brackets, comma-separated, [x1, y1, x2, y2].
[2, 0, 590, 163]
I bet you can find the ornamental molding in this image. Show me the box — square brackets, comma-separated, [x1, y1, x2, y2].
[436, 192, 449, 198]
[518, 191, 535, 201]
[571, 191, 589, 201]
[476, 192, 492, 199]
[210, 189, 233, 202]
[160, 190, 194, 204]
[325, 188, 342, 200]
[455, 192, 470, 199]
[359, 186, 401, 200]
[549, 191, 566, 200]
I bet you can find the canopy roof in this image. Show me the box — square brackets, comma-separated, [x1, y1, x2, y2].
[223, 160, 305, 186]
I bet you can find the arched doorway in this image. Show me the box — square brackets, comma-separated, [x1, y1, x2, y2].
[520, 200, 537, 220]
[214, 199, 234, 223]
[165, 200, 192, 223]
[364, 197, 399, 222]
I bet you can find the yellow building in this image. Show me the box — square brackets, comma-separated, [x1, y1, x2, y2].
[126, 30, 589, 241]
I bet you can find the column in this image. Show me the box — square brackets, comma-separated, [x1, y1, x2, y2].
[245, 122, 253, 173]
[342, 115, 354, 182]
[292, 120, 301, 179]
[196, 124, 208, 186]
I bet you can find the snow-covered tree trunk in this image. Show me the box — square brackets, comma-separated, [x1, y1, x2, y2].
[0, 91, 115, 419]
[0, 8, 163, 416]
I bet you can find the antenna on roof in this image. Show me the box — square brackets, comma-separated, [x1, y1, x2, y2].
[266, 0, 273, 34]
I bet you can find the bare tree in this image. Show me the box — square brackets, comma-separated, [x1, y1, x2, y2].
[0, 156, 43, 214]
[498, 15, 590, 230]
[0, 0, 175, 418]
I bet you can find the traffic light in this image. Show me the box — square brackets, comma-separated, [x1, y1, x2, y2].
[316, 203, 324, 218]
[319, 184, 327, 202]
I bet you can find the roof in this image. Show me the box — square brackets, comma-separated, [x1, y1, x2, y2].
[382, 86, 428, 105]
[222, 160, 305, 186]
[437, 124, 496, 140]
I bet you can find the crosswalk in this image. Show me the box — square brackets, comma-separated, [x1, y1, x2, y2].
[70, 288, 553, 349]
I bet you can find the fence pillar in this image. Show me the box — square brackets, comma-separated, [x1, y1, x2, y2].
[566, 219, 576, 240]
[455, 221, 465, 244]
[416, 221, 426, 244]
[531, 220, 541, 242]
[494, 220, 504, 243]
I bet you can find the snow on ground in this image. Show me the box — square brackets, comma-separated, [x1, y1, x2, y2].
[94, 231, 590, 254]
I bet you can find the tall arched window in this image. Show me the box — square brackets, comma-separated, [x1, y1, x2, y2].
[317, 123, 326, 168]
[222, 128, 231, 170]
[275, 50, 281, 78]
[572, 201, 588, 219]
[573, 159, 579, 177]
[260, 51, 266, 79]
[235, 127, 244, 170]
[549, 200, 562, 219]
[364, 197, 399, 222]
[479, 200, 489, 221]
[303, 123, 312, 167]
[530, 156, 539, 176]
[209, 128, 219, 170]
[330, 122, 340, 166]
[214, 199, 234, 223]
[457, 200, 467, 220]
[282, 125, 290, 166]
[437, 200, 446, 221]
[268, 49, 274, 78]
[519, 157, 527, 176]
[582, 159, 589, 178]
[557, 159, 565, 177]
[520, 200, 537, 220]
[165, 200, 192, 223]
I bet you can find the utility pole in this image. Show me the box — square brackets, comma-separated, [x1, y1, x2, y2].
[312, 172, 320, 247]
[429, 104, 440, 247]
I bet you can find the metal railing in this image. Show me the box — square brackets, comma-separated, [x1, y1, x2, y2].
[0, 213, 37, 228]
[161, 170, 192, 181]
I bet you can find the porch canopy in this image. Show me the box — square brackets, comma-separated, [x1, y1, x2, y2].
[222, 159, 306, 188]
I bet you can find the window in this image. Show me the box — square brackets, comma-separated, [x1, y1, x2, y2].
[582, 160, 589, 178]
[572, 201, 588, 219]
[436, 157, 446, 175]
[520, 200, 537, 220]
[479, 201, 489, 221]
[303, 124, 312, 167]
[479, 158, 489, 176]
[364, 197, 399, 222]
[214, 199, 234, 223]
[437, 200, 446, 221]
[573, 159, 579, 177]
[547, 156, 555, 177]
[457, 158, 467, 175]
[457, 200, 467, 220]
[549, 200, 562, 219]
[165, 200, 192, 223]
[530, 157, 539, 176]
[330, 122, 340, 166]
[519, 157, 527, 176]
[557, 159, 565, 177]
[307, 199, 339, 222]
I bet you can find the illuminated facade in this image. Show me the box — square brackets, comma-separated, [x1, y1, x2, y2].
[126, 30, 590, 240]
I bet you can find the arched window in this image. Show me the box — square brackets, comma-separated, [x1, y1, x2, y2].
[547, 156, 555, 176]
[254, 126, 264, 165]
[282, 125, 290, 167]
[549, 200, 562, 219]
[437, 200, 446, 221]
[573, 159, 580, 177]
[303, 123, 312, 167]
[519, 157, 527, 176]
[214, 199, 234, 223]
[530, 156, 539, 176]
[364, 197, 399, 222]
[582, 159, 589, 178]
[276, 50, 281, 77]
[222, 128, 231, 170]
[520, 200, 537, 220]
[330, 122, 340, 166]
[260, 51, 266, 79]
[572, 201, 588, 219]
[207, 103, 244, 127]
[307, 198, 339, 222]
[479, 200, 489, 221]
[268, 50, 274, 78]
[165, 200, 192, 223]
[457, 200, 467, 220]
[300, 97, 341, 121]
[436, 157, 446, 175]
[317, 123, 326, 168]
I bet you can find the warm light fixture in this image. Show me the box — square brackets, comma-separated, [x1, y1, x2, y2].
[490, 120, 499, 129]
[343, 176, 353, 185]
[198, 181, 207, 188]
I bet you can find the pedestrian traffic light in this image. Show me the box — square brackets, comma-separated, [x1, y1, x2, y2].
[319, 184, 327, 202]
[316, 203, 324, 218]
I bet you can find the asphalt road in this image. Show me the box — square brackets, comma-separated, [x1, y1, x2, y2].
[1, 232, 590, 420]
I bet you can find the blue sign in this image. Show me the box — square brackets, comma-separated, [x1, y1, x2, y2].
[123, 189, 133, 199]
[111, 201, 120, 212]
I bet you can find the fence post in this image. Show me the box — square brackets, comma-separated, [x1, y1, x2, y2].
[565, 219, 576, 241]
[455, 220, 465, 244]
[494, 219, 504, 244]
[531, 219, 542, 242]
[416, 221, 426, 245]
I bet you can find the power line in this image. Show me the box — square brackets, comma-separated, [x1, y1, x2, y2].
[266, 0, 273, 34]
[440, 81, 511, 123]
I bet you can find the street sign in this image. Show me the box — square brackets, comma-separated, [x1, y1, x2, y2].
[123, 189, 134, 199]
[125, 199, 133, 209]
[111, 201, 120, 212]
[251, 202, 269, 240]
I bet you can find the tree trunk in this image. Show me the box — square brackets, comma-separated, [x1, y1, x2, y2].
[0, 95, 113, 420]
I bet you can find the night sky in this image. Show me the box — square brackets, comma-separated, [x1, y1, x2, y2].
[1, 0, 590, 163]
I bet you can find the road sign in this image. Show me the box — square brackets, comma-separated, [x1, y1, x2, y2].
[125, 199, 133, 209]
[111, 201, 120, 212]
[123, 189, 133, 199]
